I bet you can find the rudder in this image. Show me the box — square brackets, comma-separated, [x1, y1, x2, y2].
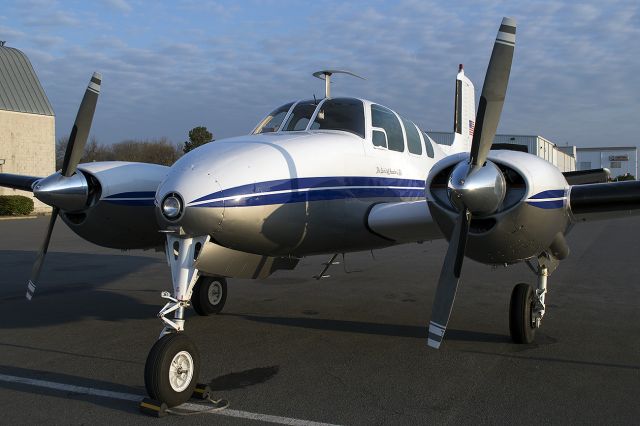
[446, 64, 476, 155]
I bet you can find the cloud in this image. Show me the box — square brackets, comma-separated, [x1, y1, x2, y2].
[24, 10, 78, 27]
[3, 0, 639, 149]
[103, 0, 132, 14]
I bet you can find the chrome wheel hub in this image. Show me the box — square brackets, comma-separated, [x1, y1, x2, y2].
[169, 350, 194, 392]
[207, 281, 222, 305]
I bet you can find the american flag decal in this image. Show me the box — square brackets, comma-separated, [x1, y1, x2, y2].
[469, 120, 475, 137]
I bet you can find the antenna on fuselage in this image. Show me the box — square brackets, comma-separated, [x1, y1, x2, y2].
[312, 69, 365, 98]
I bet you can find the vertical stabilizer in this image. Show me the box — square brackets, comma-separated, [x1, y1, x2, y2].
[444, 64, 475, 155]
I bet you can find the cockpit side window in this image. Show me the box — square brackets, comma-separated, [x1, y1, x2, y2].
[252, 102, 294, 134]
[371, 104, 404, 152]
[282, 100, 318, 131]
[309, 98, 365, 138]
[401, 117, 422, 155]
[422, 131, 435, 158]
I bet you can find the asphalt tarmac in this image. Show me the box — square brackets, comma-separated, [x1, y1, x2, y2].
[0, 215, 638, 425]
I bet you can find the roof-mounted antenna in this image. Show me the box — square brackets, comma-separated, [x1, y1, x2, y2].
[312, 69, 365, 98]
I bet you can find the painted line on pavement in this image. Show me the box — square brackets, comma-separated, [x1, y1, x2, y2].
[0, 373, 341, 426]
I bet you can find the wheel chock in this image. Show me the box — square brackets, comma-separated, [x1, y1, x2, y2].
[139, 398, 168, 417]
[192, 383, 212, 400]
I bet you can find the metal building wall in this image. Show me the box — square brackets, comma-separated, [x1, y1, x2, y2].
[577, 147, 637, 178]
[427, 132, 577, 172]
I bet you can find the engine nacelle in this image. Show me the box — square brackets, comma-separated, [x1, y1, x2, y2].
[426, 150, 571, 264]
[59, 162, 169, 249]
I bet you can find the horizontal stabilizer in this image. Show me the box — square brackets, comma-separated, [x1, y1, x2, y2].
[0, 173, 41, 192]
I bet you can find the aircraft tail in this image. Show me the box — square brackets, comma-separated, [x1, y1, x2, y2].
[443, 64, 476, 155]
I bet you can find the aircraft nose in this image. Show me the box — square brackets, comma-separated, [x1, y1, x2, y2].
[155, 163, 224, 236]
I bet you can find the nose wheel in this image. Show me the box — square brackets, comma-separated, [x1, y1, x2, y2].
[144, 333, 200, 407]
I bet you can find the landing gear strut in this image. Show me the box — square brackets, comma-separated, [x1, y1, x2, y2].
[509, 254, 555, 344]
[144, 233, 209, 407]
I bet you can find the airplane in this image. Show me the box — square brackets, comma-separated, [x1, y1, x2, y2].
[1, 17, 640, 408]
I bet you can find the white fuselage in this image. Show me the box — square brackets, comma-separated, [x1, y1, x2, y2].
[155, 99, 450, 256]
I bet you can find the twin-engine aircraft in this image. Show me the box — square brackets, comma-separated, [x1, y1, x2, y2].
[2, 17, 640, 407]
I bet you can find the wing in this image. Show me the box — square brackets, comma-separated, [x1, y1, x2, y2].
[568, 180, 640, 222]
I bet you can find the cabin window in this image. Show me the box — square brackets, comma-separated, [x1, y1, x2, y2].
[252, 102, 293, 134]
[309, 98, 365, 138]
[401, 117, 422, 155]
[422, 131, 435, 158]
[371, 104, 404, 152]
[282, 100, 318, 131]
[372, 129, 387, 148]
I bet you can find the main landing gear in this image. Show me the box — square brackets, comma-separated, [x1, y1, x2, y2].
[509, 254, 554, 344]
[192, 276, 227, 316]
[144, 233, 212, 407]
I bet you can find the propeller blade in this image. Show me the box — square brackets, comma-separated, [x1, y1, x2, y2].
[427, 209, 471, 349]
[469, 17, 516, 167]
[26, 207, 59, 300]
[61, 72, 102, 177]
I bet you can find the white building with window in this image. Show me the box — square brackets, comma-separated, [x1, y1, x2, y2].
[576, 147, 637, 179]
[427, 133, 576, 172]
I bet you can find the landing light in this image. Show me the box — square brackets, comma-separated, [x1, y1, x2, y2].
[162, 194, 182, 220]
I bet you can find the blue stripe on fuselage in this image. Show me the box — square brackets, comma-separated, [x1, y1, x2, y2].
[105, 191, 156, 199]
[193, 187, 425, 208]
[190, 176, 425, 204]
[528, 190, 565, 200]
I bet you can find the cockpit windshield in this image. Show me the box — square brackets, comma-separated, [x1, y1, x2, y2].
[282, 100, 317, 131]
[252, 102, 293, 134]
[252, 97, 365, 138]
[309, 98, 364, 138]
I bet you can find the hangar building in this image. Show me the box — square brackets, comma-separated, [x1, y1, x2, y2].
[427, 132, 576, 173]
[576, 147, 637, 179]
[0, 43, 55, 213]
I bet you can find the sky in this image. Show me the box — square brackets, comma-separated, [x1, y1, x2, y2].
[1, 0, 639, 149]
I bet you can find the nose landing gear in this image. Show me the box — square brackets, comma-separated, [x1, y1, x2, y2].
[144, 233, 209, 407]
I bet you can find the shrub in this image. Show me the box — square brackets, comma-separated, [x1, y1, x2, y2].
[0, 195, 34, 216]
[613, 174, 635, 182]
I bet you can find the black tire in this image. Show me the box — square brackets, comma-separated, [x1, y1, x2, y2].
[509, 283, 536, 344]
[144, 333, 200, 407]
[191, 276, 227, 316]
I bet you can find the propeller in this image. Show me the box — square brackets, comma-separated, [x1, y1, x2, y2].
[26, 72, 101, 300]
[427, 17, 516, 349]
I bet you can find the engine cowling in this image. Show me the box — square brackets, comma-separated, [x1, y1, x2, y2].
[58, 162, 169, 249]
[426, 150, 571, 264]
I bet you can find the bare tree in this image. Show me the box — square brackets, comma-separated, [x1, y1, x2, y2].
[55, 136, 182, 167]
[112, 138, 182, 165]
[55, 136, 68, 170]
[82, 136, 112, 162]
